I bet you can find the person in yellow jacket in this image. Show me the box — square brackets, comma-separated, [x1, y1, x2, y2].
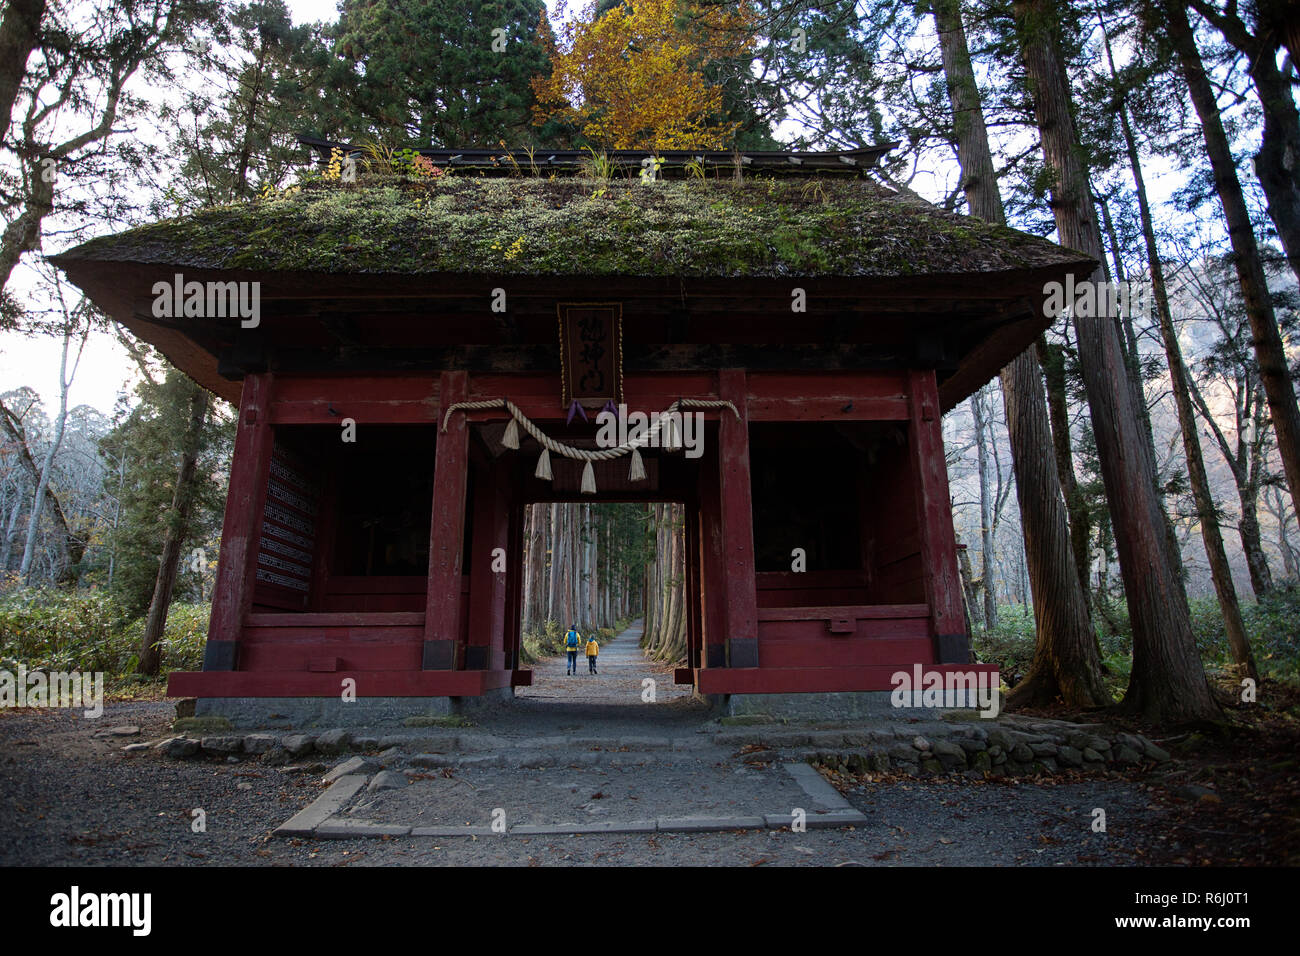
[585, 636, 599, 674]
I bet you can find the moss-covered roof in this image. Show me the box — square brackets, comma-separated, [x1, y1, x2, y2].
[54, 175, 1090, 280]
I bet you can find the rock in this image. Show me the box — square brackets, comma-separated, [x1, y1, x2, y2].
[409, 753, 454, 768]
[912, 736, 931, 752]
[121, 742, 151, 753]
[1082, 747, 1105, 762]
[109, 725, 141, 737]
[314, 728, 352, 755]
[1114, 745, 1143, 765]
[226, 756, 240, 763]
[368, 770, 407, 792]
[262, 747, 289, 766]
[1139, 738, 1171, 762]
[236, 782, 253, 791]
[282, 734, 315, 757]
[322, 756, 376, 783]
[987, 745, 1003, 758]
[991, 749, 1007, 764]
[931, 738, 964, 757]
[956, 737, 988, 753]
[353, 736, 379, 751]
[174, 698, 196, 719]
[1029, 741, 1059, 757]
[931, 739, 967, 769]
[869, 752, 891, 772]
[1174, 784, 1221, 804]
[888, 746, 920, 764]
[200, 736, 244, 755]
[1011, 743, 1034, 763]
[1116, 733, 1145, 753]
[919, 757, 943, 774]
[970, 751, 992, 772]
[160, 737, 199, 758]
[1067, 732, 1091, 750]
[242, 734, 277, 755]
[986, 729, 1015, 752]
[1035, 758, 1057, 773]
[282, 762, 328, 775]
[937, 752, 968, 771]
[376, 746, 402, 766]
[1057, 745, 1083, 767]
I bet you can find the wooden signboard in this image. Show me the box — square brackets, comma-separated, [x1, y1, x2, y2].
[558, 303, 623, 410]
[253, 439, 320, 610]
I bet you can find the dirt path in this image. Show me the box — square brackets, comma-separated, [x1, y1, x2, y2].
[516, 619, 693, 705]
[0, 625, 1235, 866]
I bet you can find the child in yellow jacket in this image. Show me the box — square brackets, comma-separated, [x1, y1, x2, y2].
[586, 637, 599, 674]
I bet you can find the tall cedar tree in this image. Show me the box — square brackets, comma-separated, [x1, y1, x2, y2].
[320, 0, 559, 147]
[102, 368, 227, 621]
[930, 0, 1107, 708]
[1095, 8, 1256, 679]
[1152, 0, 1300, 528]
[1014, 0, 1219, 723]
[1184, 0, 1300, 289]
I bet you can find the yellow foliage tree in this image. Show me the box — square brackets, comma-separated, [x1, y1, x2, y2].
[532, 0, 755, 151]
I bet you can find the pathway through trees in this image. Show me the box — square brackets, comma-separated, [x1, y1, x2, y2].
[514, 619, 695, 709]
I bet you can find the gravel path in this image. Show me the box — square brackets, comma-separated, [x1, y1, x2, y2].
[0, 621, 1179, 866]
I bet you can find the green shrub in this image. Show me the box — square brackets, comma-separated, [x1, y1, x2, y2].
[0, 590, 209, 677]
[0, 589, 133, 673]
[972, 603, 1036, 683]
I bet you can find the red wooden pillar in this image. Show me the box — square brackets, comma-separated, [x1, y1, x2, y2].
[699, 438, 728, 670]
[717, 369, 759, 668]
[684, 496, 702, 670]
[503, 483, 526, 674]
[465, 456, 509, 670]
[204, 372, 274, 670]
[907, 369, 969, 663]
[424, 371, 469, 669]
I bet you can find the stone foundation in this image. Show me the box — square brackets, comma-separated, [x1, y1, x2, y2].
[808, 715, 1171, 777]
[716, 691, 950, 721]
[192, 688, 515, 730]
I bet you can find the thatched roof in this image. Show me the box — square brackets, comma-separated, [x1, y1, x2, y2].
[53, 175, 1090, 281]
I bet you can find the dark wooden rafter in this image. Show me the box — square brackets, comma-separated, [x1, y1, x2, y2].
[297, 135, 899, 179]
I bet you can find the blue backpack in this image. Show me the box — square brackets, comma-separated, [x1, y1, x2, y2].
[565, 630, 580, 648]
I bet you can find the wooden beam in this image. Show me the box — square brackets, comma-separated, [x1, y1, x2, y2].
[423, 371, 470, 668]
[907, 370, 968, 662]
[503, 486, 526, 672]
[465, 457, 510, 670]
[717, 369, 759, 668]
[205, 373, 275, 662]
[699, 454, 728, 670]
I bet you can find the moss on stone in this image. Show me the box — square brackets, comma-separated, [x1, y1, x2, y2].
[172, 716, 231, 733]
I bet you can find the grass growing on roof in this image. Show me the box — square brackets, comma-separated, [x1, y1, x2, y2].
[60, 174, 1087, 280]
